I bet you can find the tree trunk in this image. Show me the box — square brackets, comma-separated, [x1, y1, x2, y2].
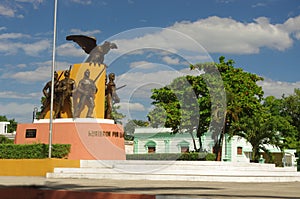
[198, 136, 203, 151]
[215, 127, 225, 161]
[189, 131, 198, 151]
[252, 146, 260, 163]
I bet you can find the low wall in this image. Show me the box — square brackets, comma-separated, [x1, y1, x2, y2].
[0, 159, 80, 176]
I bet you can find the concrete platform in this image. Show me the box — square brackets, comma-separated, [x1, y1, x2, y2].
[47, 160, 300, 182]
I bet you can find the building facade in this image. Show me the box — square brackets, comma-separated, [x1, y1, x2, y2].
[133, 127, 215, 154]
[133, 127, 297, 167]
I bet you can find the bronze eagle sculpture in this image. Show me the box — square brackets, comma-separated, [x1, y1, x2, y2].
[66, 35, 117, 66]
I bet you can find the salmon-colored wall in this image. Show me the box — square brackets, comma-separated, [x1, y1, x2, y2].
[15, 120, 126, 160]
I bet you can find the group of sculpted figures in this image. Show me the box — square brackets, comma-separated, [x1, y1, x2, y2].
[39, 69, 120, 120]
[39, 35, 120, 120]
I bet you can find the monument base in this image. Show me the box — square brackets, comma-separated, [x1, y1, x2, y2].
[15, 118, 126, 160]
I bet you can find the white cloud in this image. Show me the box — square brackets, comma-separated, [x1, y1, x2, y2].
[0, 91, 40, 99]
[15, 0, 44, 9]
[280, 15, 300, 40]
[20, 39, 51, 56]
[162, 56, 180, 65]
[129, 61, 158, 69]
[117, 102, 146, 112]
[0, 4, 15, 17]
[170, 16, 292, 54]
[0, 33, 30, 40]
[251, 3, 266, 8]
[69, 29, 101, 36]
[57, 43, 86, 57]
[69, 0, 92, 5]
[109, 15, 300, 56]
[0, 102, 36, 123]
[1, 60, 71, 82]
[258, 78, 300, 98]
[0, 0, 44, 18]
[0, 38, 50, 56]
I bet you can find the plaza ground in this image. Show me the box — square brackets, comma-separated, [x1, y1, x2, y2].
[0, 176, 299, 199]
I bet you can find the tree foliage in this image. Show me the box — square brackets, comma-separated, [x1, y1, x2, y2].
[148, 56, 297, 160]
[148, 75, 208, 151]
[281, 89, 300, 151]
[124, 119, 149, 140]
[191, 56, 264, 154]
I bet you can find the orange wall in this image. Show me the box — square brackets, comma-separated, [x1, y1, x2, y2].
[15, 120, 126, 160]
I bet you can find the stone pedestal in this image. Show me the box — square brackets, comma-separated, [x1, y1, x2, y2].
[15, 118, 125, 160]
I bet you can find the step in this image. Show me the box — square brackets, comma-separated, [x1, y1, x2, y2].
[52, 167, 299, 176]
[46, 172, 300, 182]
[46, 160, 300, 182]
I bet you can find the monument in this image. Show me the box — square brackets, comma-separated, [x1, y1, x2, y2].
[14, 35, 125, 160]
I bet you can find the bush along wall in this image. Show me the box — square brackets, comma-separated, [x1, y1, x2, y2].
[0, 143, 71, 159]
[126, 152, 216, 161]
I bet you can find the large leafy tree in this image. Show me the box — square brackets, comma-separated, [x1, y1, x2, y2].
[232, 108, 296, 162]
[263, 96, 299, 150]
[190, 57, 264, 159]
[281, 89, 300, 151]
[149, 56, 265, 157]
[148, 75, 210, 151]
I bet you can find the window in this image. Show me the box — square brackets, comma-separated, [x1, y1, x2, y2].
[177, 140, 190, 153]
[148, 147, 156, 153]
[181, 146, 189, 153]
[237, 147, 243, 155]
[145, 140, 156, 153]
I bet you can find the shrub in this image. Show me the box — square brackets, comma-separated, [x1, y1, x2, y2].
[0, 135, 14, 144]
[205, 153, 216, 161]
[0, 143, 71, 159]
[126, 152, 215, 161]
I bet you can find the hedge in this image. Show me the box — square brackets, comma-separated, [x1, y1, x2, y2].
[0, 143, 71, 159]
[126, 152, 216, 161]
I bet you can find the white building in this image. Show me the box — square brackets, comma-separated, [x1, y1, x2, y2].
[0, 121, 10, 134]
[133, 127, 214, 154]
[133, 127, 297, 167]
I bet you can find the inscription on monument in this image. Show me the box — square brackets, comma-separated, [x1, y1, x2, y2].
[25, 129, 37, 138]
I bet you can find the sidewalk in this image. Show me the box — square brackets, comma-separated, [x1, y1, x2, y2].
[0, 176, 300, 198]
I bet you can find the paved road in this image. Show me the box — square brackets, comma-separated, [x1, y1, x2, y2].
[0, 176, 300, 198]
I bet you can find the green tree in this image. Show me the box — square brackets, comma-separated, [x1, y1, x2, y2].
[191, 56, 264, 159]
[124, 119, 149, 140]
[148, 75, 208, 151]
[263, 96, 299, 150]
[281, 89, 300, 151]
[0, 135, 14, 144]
[232, 108, 296, 162]
[149, 56, 265, 158]
[0, 115, 18, 133]
[111, 105, 126, 124]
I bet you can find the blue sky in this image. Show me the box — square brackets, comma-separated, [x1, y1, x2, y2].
[0, 0, 300, 124]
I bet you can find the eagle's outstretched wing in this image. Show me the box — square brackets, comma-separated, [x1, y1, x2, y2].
[66, 35, 97, 54]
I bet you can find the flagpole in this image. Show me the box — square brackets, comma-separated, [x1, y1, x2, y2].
[49, 0, 58, 158]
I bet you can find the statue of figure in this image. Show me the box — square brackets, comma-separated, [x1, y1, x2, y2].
[39, 71, 61, 119]
[66, 35, 117, 66]
[56, 69, 76, 118]
[74, 69, 98, 118]
[105, 73, 120, 119]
